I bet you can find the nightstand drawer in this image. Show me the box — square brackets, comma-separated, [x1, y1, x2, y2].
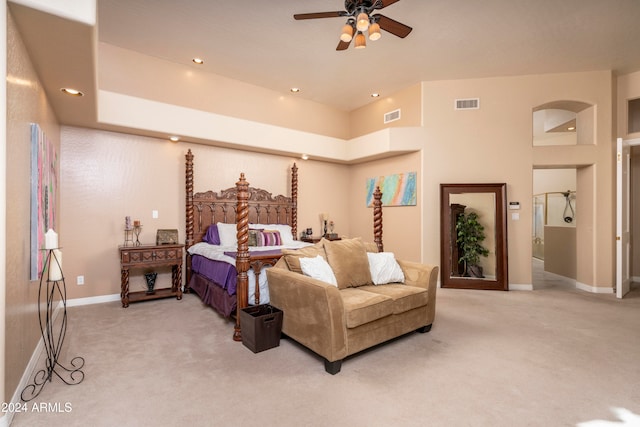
[120, 245, 183, 265]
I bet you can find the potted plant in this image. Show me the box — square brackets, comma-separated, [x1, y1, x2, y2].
[456, 211, 490, 278]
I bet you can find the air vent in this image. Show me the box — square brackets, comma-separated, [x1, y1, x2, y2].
[384, 109, 401, 124]
[455, 98, 480, 110]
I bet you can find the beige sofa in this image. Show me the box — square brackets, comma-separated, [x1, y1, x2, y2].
[266, 238, 439, 374]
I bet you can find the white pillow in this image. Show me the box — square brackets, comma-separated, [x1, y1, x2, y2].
[216, 222, 237, 247]
[254, 223, 295, 245]
[367, 252, 405, 285]
[300, 255, 338, 287]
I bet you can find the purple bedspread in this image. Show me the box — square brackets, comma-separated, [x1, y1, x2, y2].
[191, 254, 237, 295]
[191, 249, 283, 296]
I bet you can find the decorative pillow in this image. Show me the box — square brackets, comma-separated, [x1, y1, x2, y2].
[248, 229, 262, 247]
[252, 224, 295, 245]
[203, 224, 220, 245]
[257, 230, 282, 246]
[282, 241, 327, 274]
[323, 237, 373, 289]
[367, 252, 405, 285]
[300, 255, 338, 287]
[216, 222, 237, 247]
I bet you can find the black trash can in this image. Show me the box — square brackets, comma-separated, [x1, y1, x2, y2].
[240, 304, 283, 353]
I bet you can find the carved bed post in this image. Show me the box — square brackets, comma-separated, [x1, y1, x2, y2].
[373, 186, 384, 252]
[234, 173, 250, 342]
[291, 163, 298, 239]
[185, 150, 194, 289]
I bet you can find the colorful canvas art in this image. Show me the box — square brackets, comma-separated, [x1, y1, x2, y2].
[30, 124, 58, 280]
[366, 172, 417, 207]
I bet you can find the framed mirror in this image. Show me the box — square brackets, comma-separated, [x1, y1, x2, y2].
[440, 183, 508, 290]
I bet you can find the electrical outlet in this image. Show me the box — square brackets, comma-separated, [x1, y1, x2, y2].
[152, 210, 158, 219]
[77, 275, 84, 285]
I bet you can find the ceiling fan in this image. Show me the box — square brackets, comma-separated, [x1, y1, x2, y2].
[294, 0, 412, 50]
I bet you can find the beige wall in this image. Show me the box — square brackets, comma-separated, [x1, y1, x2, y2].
[544, 226, 577, 279]
[99, 43, 351, 141]
[349, 83, 422, 138]
[420, 71, 614, 288]
[5, 10, 61, 400]
[616, 71, 640, 139]
[348, 152, 422, 262]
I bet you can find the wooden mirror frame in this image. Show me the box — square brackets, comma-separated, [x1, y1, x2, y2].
[440, 183, 509, 290]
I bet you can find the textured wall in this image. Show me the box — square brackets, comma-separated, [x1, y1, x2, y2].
[5, 10, 61, 400]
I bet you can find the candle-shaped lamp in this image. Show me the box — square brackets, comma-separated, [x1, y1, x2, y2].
[44, 229, 58, 249]
[48, 249, 63, 281]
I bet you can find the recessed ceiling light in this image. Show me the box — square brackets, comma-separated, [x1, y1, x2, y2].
[371, 93, 380, 98]
[301, 154, 309, 160]
[290, 87, 301, 93]
[169, 136, 180, 142]
[60, 88, 83, 96]
[567, 126, 576, 131]
[192, 58, 204, 64]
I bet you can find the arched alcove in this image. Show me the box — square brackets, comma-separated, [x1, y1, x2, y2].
[533, 100, 595, 146]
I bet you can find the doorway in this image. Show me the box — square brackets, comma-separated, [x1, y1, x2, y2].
[532, 169, 577, 289]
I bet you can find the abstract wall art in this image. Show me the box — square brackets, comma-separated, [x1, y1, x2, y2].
[366, 172, 417, 207]
[30, 123, 58, 280]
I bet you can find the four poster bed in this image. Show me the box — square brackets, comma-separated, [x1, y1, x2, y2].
[184, 149, 307, 340]
[183, 149, 385, 341]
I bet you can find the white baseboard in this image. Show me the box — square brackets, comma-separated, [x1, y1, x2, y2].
[575, 282, 614, 294]
[509, 283, 534, 291]
[66, 293, 120, 307]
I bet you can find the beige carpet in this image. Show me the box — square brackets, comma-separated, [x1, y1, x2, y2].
[10, 283, 640, 427]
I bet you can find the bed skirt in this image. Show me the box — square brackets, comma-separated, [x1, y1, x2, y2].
[188, 272, 236, 318]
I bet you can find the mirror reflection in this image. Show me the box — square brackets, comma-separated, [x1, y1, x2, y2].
[440, 183, 508, 291]
[449, 193, 496, 280]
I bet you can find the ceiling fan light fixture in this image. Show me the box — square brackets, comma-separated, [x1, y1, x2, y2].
[355, 32, 366, 49]
[340, 23, 354, 42]
[356, 12, 369, 32]
[368, 22, 381, 41]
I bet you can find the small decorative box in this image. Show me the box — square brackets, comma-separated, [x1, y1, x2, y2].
[156, 229, 179, 245]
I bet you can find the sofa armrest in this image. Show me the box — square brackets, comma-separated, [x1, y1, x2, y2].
[396, 260, 439, 326]
[266, 267, 348, 362]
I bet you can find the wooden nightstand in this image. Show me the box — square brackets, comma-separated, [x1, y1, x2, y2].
[119, 243, 184, 307]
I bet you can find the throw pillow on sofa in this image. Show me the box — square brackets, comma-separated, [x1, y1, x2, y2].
[324, 237, 373, 289]
[281, 241, 327, 274]
[300, 255, 338, 286]
[367, 252, 405, 285]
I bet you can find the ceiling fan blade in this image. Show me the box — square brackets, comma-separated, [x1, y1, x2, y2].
[377, 0, 401, 9]
[336, 38, 351, 51]
[294, 11, 343, 20]
[374, 14, 412, 38]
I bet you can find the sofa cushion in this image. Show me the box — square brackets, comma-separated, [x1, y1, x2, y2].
[339, 288, 394, 328]
[358, 285, 429, 314]
[367, 252, 405, 285]
[281, 241, 327, 274]
[324, 238, 373, 289]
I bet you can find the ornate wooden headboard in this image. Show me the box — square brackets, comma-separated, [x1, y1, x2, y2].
[185, 149, 298, 250]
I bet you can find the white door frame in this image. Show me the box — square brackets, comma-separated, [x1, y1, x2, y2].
[616, 137, 638, 298]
